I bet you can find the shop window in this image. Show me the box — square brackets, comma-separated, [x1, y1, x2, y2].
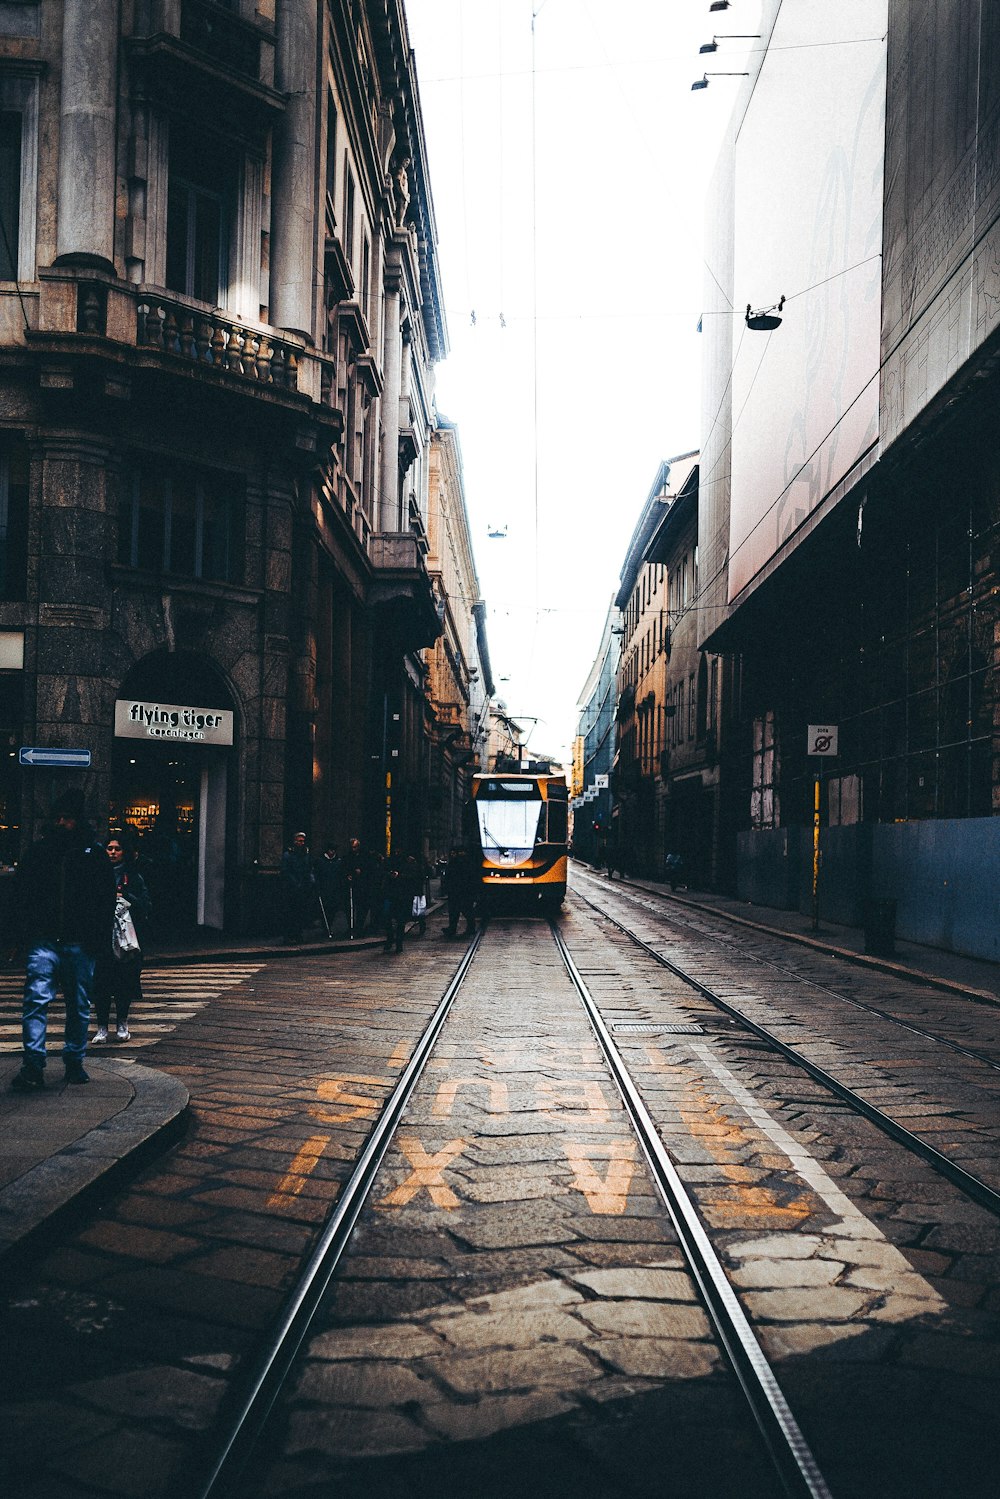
[750, 710, 778, 829]
[0, 438, 28, 601]
[118, 462, 243, 583]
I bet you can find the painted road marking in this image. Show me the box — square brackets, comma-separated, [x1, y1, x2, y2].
[378, 1137, 468, 1210]
[563, 1140, 638, 1215]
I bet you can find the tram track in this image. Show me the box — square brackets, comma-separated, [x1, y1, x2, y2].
[573, 867, 1000, 1072]
[570, 876, 1000, 1221]
[195, 920, 838, 1499]
[195, 933, 484, 1499]
[551, 923, 833, 1499]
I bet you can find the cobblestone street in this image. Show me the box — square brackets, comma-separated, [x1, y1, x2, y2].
[1, 880, 999, 1498]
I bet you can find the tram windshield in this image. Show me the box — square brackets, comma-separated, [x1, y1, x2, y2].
[476, 787, 542, 863]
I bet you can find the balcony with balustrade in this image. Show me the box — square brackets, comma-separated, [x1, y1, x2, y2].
[369, 531, 441, 651]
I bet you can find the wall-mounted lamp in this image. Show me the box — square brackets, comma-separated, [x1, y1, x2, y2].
[745, 295, 785, 331]
[691, 70, 749, 90]
[699, 33, 758, 53]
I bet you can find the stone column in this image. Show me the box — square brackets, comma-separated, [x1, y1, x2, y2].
[379, 253, 403, 534]
[56, 0, 117, 270]
[270, 0, 317, 339]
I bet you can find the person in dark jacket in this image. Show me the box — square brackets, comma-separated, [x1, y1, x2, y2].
[314, 843, 346, 934]
[11, 787, 116, 1090]
[381, 857, 417, 953]
[442, 846, 478, 938]
[280, 832, 315, 943]
[91, 835, 151, 1045]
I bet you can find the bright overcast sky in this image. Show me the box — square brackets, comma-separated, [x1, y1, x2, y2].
[405, 0, 761, 764]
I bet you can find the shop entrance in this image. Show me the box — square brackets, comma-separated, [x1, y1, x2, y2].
[110, 740, 228, 933]
[111, 651, 235, 936]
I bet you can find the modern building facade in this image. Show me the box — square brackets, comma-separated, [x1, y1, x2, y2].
[0, 0, 479, 933]
[699, 0, 1000, 959]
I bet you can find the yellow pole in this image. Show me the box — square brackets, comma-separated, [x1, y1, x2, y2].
[811, 772, 820, 930]
[385, 771, 392, 858]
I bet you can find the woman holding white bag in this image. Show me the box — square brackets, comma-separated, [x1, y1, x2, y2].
[91, 836, 151, 1044]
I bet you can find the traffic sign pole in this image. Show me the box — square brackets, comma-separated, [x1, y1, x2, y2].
[811, 773, 821, 931]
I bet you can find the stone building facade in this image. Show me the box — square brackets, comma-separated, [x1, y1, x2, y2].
[0, 0, 461, 933]
[424, 420, 494, 863]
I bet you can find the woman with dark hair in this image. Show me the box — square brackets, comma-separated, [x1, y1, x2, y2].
[91, 835, 151, 1044]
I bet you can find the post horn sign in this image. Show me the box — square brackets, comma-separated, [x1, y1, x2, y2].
[114, 700, 234, 746]
[807, 724, 839, 757]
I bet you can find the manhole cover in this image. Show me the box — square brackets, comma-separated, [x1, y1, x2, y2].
[612, 1022, 704, 1035]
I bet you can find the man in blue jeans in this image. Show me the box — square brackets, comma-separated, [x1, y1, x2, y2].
[10, 787, 116, 1091]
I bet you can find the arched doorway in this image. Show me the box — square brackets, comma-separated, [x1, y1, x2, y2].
[110, 651, 238, 935]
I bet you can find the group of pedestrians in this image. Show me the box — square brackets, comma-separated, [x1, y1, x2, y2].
[278, 833, 482, 951]
[279, 834, 389, 944]
[9, 788, 150, 1093]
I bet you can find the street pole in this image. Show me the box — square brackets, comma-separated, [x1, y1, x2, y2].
[811, 769, 821, 931]
[382, 691, 392, 859]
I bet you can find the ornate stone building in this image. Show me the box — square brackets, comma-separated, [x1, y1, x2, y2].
[0, 0, 455, 931]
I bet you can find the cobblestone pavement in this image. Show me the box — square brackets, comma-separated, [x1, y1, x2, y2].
[574, 867, 1000, 1191]
[1, 905, 998, 1499]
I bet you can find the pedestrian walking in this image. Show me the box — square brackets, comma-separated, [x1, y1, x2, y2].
[279, 832, 315, 943]
[345, 837, 375, 936]
[91, 835, 151, 1045]
[442, 846, 478, 938]
[405, 853, 428, 936]
[381, 857, 416, 953]
[10, 787, 116, 1090]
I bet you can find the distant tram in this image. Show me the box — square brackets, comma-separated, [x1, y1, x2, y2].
[468, 771, 568, 911]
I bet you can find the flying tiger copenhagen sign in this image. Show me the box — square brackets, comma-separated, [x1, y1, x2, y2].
[114, 699, 234, 745]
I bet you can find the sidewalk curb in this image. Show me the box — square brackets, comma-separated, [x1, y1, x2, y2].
[143, 899, 446, 967]
[580, 871, 1000, 1009]
[0, 1059, 190, 1269]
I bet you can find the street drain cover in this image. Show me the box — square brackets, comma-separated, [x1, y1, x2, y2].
[612, 1022, 704, 1035]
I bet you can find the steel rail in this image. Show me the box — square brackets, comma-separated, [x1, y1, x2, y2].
[194, 932, 484, 1499]
[573, 886, 1000, 1219]
[575, 869, 1000, 1072]
[551, 922, 835, 1499]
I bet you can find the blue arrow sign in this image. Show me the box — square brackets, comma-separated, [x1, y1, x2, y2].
[19, 747, 92, 768]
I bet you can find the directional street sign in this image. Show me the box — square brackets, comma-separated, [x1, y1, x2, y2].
[19, 746, 92, 768]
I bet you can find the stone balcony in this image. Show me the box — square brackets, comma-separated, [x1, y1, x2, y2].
[26, 269, 337, 417]
[369, 532, 441, 651]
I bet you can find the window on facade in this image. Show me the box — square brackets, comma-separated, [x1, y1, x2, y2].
[0, 438, 28, 600]
[166, 132, 233, 305]
[325, 90, 337, 213]
[361, 233, 371, 323]
[688, 672, 696, 739]
[750, 710, 778, 828]
[343, 160, 355, 268]
[118, 461, 244, 583]
[1, 73, 37, 283]
[0, 111, 21, 280]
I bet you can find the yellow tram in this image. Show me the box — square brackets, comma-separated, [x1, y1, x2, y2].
[468, 771, 568, 911]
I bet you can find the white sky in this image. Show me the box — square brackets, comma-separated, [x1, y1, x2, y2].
[405, 0, 761, 765]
